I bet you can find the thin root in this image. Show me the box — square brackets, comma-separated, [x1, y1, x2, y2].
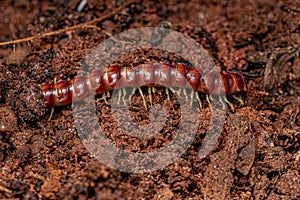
[0, 0, 136, 47]
[0, 185, 12, 194]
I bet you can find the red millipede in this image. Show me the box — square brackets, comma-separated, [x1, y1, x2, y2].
[41, 62, 247, 110]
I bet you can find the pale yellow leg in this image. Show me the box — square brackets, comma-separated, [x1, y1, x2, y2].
[96, 96, 101, 103]
[99, 94, 108, 104]
[48, 106, 55, 121]
[232, 94, 244, 106]
[223, 96, 235, 111]
[166, 88, 170, 103]
[152, 87, 156, 93]
[190, 90, 194, 107]
[177, 88, 182, 98]
[117, 89, 122, 105]
[183, 89, 188, 103]
[104, 94, 108, 104]
[138, 87, 147, 110]
[169, 87, 182, 99]
[122, 88, 127, 104]
[169, 87, 175, 93]
[206, 94, 212, 111]
[195, 92, 202, 110]
[148, 87, 152, 106]
[106, 91, 110, 98]
[96, 95, 101, 103]
[219, 96, 226, 110]
[129, 88, 136, 106]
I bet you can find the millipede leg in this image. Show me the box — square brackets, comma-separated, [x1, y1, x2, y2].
[169, 87, 182, 98]
[117, 89, 122, 105]
[48, 77, 58, 121]
[104, 94, 108, 104]
[232, 94, 244, 106]
[223, 96, 235, 111]
[166, 88, 170, 103]
[169, 87, 175, 93]
[48, 106, 55, 121]
[152, 87, 156, 93]
[183, 89, 188, 103]
[148, 87, 152, 106]
[190, 91, 194, 107]
[195, 92, 202, 111]
[169, 87, 175, 101]
[97, 93, 108, 104]
[54, 77, 59, 99]
[206, 94, 212, 111]
[219, 96, 226, 110]
[129, 88, 136, 106]
[96, 96, 101, 103]
[122, 88, 127, 105]
[138, 87, 147, 110]
[177, 88, 182, 98]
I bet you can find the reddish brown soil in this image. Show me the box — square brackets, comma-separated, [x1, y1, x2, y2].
[0, 0, 299, 199]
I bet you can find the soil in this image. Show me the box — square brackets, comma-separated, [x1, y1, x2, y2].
[0, 0, 299, 199]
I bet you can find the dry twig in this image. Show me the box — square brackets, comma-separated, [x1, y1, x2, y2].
[0, 0, 135, 47]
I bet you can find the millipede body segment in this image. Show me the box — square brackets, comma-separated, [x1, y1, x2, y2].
[41, 62, 247, 109]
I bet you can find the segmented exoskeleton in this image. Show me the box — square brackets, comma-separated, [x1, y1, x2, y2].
[42, 62, 247, 110]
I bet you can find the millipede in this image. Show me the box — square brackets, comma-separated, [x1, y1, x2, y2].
[41, 62, 247, 111]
